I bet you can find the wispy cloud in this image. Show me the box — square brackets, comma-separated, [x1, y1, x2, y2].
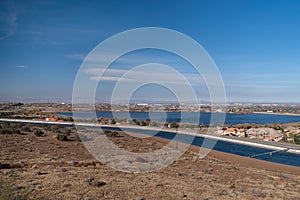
[249, 73, 300, 79]
[65, 52, 155, 65]
[69, 51, 220, 89]
[90, 76, 135, 82]
[15, 65, 28, 69]
[86, 67, 184, 84]
[37, 40, 66, 46]
[84, 68, 127, 76]
[83, 66, 207, 88]
[65, 54, 87, 60]
[65, 51, 192, 70]
[225, 82, 290, 89]
[0, 0, 17, 40]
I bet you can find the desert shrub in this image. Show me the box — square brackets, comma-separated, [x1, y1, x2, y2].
[73, 132, 90, 142]
[104, 130, 120, 137]
[34, 130, 44, 137]
[131, 119, 139, 125]
[0, 130, 12, 134]
[151, 121, 160, 127]
[111, 131, 120, 137]
[22, 126, 32, 132]
[0, 176, 31, 200]
[170, 121, 178, 128]
[85, 177, 106, 187]
[57, 133, 68, 141]
[0, 163, 11, 169]
[58, 116, 74, 122]
[51, 125, 61, 133]
[0, 177, 13, 200]
[140, 121, 147, 126]
[251, 189, 266, 198]
[75, 134, 82, 141]
[79, 135, 90, 142]
[295, 135, 300, 144]
[14, 129, 21, 135]
[62, 129, 71, 135]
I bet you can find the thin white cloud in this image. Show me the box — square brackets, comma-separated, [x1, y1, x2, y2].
[15, 65, 28, 69]
[65, 54, 87, 60]
[225, 82, 290, 89]
[70, 51, 216, 88]
[38, 40, 66, 46]
[90, 76, 136, 82]
[83, 66, 207, 87]
[65, 51, 192, 69]
[0, 0, 17, 40]
[66, 52, 156, 65]
[249, 73, 299, 79]
[84, 68, 128, 76]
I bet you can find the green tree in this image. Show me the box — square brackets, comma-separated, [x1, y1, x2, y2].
[170, 121, 178, 128]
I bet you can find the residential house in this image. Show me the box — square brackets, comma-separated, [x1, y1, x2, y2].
[222, 127, 246, 137]
[246, 128, 282, 140]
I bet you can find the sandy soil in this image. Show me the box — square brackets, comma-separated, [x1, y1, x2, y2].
[149, 137, 300, 175]
[1, 124, 300, 200]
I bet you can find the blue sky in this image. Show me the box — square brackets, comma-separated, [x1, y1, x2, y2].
[1, 0, 300, 103]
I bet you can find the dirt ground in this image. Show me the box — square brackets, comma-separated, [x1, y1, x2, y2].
[0, 123, 300, 200]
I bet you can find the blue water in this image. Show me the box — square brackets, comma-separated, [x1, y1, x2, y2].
[100, 126, 300, 167]
[1, 119, 299, 167]
[59, 111, 300, 125]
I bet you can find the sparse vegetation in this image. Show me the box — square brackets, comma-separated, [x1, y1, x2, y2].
[0, 177, 31, 200]
[22, 126, 31, 132]
[34, 130, 44, 137]
[57, 133, 69, 141]
[103, 130, 121, 137]
[0, 121, 300, 199]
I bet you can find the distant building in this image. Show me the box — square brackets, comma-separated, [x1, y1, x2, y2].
[236, 128, 246, 137]
[221, 127, 246, 137]
[284, 126, 299, 132]
[264, 135, 283, 142]
[283, 126, 300, 140]
[246, 128, 282, 140]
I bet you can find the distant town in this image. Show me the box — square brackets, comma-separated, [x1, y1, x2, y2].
[2, 102, 300, 114]
[0, 102, 300, 145]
